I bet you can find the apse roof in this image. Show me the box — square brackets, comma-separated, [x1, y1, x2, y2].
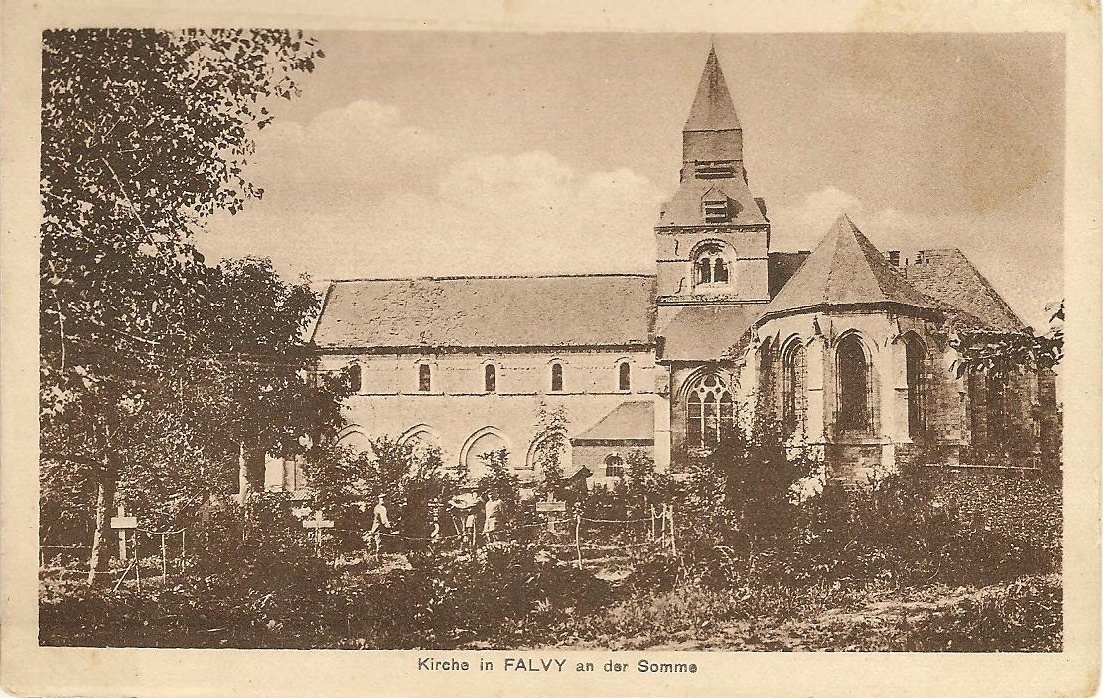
[764, 214, 936, 316]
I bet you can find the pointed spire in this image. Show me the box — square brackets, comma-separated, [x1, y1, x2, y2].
[684, 45, 741, 132]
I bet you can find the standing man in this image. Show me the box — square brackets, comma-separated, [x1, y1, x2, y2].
[483, 491, 503, 544]
[369, 493, 391, 559]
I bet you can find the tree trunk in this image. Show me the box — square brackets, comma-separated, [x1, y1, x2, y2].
[236, 439, 266, 512]
[86, 457, 118, 585]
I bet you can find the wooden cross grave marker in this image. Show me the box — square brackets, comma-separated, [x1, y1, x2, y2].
[302, 510, 334, 554]
[110, 504, 138, 561]
[534, 493, 568, 533]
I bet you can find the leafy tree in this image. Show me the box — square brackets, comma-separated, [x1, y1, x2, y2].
[39, 29, 325, 582]
[476, 448, 522, 513]
[305, 436, 456, 549]
[950, 301, 1064, 379]
[530, 404, 570, 501]
[624, 449, 676, 515]
[684, 412, 814, 544]
[199, 257, 348, 509]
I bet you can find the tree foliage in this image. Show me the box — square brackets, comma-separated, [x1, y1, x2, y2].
[39, 28, 333, 580]
[684, 413, 817, 542]
[950, 301, 1064, 379]
[532, 404, 569, 499]
[304, 436, 457, 548]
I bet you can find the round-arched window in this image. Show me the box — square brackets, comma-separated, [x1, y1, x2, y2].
[605, 454, 625, 478]
[347, 363, 362, 393]
[694, 245, 730, 287]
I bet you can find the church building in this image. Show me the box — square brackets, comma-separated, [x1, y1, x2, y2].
[300, 47, 1055, 488]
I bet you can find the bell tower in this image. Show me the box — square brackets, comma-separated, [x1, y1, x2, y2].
[655, 46, 771, 326]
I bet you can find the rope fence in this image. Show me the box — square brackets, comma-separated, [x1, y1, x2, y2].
[44, 501, 683, 584]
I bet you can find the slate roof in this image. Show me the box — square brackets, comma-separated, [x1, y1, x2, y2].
[767, 251, 811, 299]
[764, 214, 935, 317]
[571, 401, 655, 443]
[659, 304, 762, 362]
[311, 274, 656, 350]
[657, 176, 768, 227]
[903, 249, 1027, 332]
[684, 46, 741, 132]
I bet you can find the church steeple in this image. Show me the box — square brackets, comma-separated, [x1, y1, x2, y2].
[681, 45, 744, 180]
[654, 44, 771, 316]
[684, 45, 741, 132]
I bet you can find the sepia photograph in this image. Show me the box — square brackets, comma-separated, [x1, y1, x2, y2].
[33, 29, 1070, 653]
[2, 3, 1100, 696]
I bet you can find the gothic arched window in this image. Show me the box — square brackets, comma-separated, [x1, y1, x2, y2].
[759, 338, 776, 415]
[837, 335, 872, 433]
[686, 373, 736, 448]
[782, 342, 806, 434]
[618, 361, 631, 391]
[484, 363, 497, 393]
[904, 336, 926, 438]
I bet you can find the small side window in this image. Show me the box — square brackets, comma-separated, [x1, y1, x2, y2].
[551, 362, 563, 392]
[418, 364, 431, 392]
[605, 454, 624, 478]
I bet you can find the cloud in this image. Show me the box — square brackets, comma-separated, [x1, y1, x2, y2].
[769, 186, 949, 256]
[767, 186, 1060, 329]
[200, 102, 664, 281]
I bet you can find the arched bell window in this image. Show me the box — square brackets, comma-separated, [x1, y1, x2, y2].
[694, 245, 730, 287]
[837, 335, 872, 433]
[713, 257, 729, 284]
[418, 363, 432, 392]
[484, 363, 497, 393]
[618, 361, 631, 391]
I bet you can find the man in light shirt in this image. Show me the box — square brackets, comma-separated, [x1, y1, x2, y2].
[483, 491, 503, 544]
[369, 493, 391, 559]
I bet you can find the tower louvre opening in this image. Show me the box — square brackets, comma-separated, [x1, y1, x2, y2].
[694, 160, 737, 179]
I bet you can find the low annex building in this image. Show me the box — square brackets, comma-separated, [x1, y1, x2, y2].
[297, 47, 1056, 488]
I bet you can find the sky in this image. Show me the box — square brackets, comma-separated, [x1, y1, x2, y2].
[198, 32, 1065, 329]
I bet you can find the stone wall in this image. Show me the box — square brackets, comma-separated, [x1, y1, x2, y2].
[317, 347, 659, 480]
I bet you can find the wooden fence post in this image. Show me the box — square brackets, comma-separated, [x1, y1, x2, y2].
[574, 515, 583, 570]
[660, 504, 667, 546]
[135, 532, 142, 592]
[668, 504, 677, 556]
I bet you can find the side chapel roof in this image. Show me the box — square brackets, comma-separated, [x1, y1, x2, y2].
[903, 249, 1028, 332]
[571, 400, 656, 444]
[659, 304, 763, 362]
